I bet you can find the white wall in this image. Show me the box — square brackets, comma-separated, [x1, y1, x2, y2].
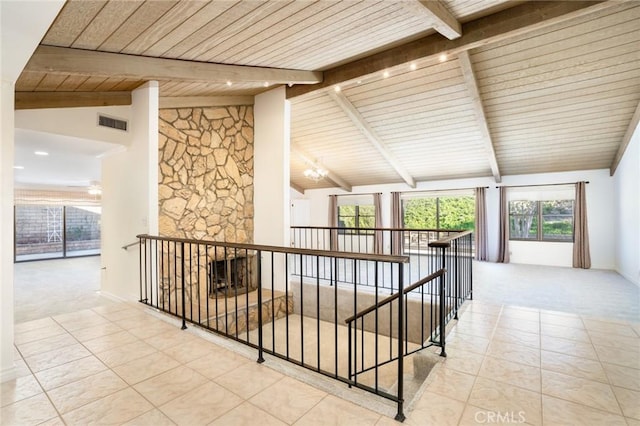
[299, 169, 615, 269]
[0, 0, 65, 383]
[254, 87, 290, 291]
[254, 86, 290, 246]
[101, 82, 159, 300]
[16, 106, 132, 147]
[614, 123, 640, 285]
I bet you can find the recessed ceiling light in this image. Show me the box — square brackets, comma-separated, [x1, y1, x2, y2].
[34, 151, 48, 156]
[439, 53, 448, 62]
[13, 165, 24, 170]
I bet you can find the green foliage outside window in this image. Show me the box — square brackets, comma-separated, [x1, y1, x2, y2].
[509, 200, 573, 241]
[338, 205, 375, 234]
[402, 196, 475, 230]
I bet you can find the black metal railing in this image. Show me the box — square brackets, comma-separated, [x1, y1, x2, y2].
[291, 227, 473, 320]
[344, 268, 447, 421]
[136, 231, 471, 421]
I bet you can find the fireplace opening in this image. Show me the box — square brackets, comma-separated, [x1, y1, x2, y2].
[207, 255, 256, 298]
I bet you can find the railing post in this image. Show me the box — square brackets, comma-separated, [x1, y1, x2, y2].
[469, 233, 474, 300]
[180, 242, 187, 330]
[395, 262, 405, 422]
[257, 250, 264, 363]
[347, 321, 352, 388]
[138, 237, 144, 303]
[439, 250, 447, 358]
[454, 239, 459, 320]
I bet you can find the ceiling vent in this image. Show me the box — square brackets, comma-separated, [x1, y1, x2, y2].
[98, 114, 128, 132]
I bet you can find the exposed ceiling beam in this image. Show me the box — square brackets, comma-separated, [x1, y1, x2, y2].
[290, 182, 305, 195]
[160, 96, 254, 109]
[415, 0, 461, 40]
[15, 91, 131, 109]
[27, 45, 323, 85]
[291, 145, 352, 192]
[610, 99, 640, 176]
[457, 51, 501, 183]
[328, 90, 416, 188]
[287, 0, 609, 98]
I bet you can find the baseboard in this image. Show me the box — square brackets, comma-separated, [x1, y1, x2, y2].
[1, 366, 16, 383]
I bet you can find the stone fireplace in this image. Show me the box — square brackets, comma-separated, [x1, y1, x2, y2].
[158, 105, 254, 306]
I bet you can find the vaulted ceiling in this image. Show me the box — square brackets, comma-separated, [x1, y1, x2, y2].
[15, 0, 640, 192]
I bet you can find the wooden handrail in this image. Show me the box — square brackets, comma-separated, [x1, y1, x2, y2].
[122, 240, 140, 250]
[428, 230, 473, 248]
[344, 268, 446, 324]
[291, 226, 467, 232]
[136, 234, 409, 264]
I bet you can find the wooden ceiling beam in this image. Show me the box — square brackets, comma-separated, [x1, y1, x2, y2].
[416, 0, 461, 40]
[291, 145, 352, 192]
[287, 1, 609, 98]
[328, 90, 416, 188]
[15, 91, 131, 109]
[610, 99, 640, 176]
[26, 45, 323, 85]
[290, 182, 305, 195]
[160, 96, 254, 108]
[457, 51, 501, 183]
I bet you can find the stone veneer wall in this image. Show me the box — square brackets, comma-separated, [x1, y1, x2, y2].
[158, 106, 254, 242]
[157, 106, 254, 314]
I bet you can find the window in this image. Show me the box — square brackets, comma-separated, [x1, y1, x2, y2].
[402, 195, 475, 230]
[338, 205, 375, 234]
[509, 200, 573, 242]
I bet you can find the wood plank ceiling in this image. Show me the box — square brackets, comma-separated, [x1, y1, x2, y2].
[14, 0, 640, 191]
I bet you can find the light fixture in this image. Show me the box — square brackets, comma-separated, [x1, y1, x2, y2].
[226, 81, 232, 86]
[88, 182, 102, 196]
[439, 53, 448, 62]
[303, 167, 328, 182]
[334, 85, 341, 92]
[34, 151, 49, 156]
[264, 82, 270, 87]
[13, 165, 24, 170]
[410, 63, 417, 71]
[383, 70, 390, 78]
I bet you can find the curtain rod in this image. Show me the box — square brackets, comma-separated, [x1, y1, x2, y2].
[335, 192, 382, 197]
[400, 186, 489, 194]
[495, 181, 589, 189]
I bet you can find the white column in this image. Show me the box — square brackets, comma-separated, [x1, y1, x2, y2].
[254, 86, 291, 290]
[0, 0, 65, 383]
[0, 80, 16, 382]
[101, 82, 158, 300]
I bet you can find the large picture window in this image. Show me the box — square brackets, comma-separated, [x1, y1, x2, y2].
[509, 200, 574, 242]
[402, 195, 475, 230]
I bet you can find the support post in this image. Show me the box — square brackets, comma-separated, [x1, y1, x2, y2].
[180, 242, 187, 330]
[439, 249, 447, 358]
[395, 263, 405, 422]
[257, 250, 264, 363]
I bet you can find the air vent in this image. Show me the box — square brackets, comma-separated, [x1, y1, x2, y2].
[98, 114, 128, 131]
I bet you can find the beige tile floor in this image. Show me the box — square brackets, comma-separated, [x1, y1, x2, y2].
[3, 298, 639, 425]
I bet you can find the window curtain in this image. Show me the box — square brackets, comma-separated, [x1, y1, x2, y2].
[475, 187, 488, 261]
[373, 193, 383, 254]
[573, 181, 591, 269]
[328, 195, 338, 251]
[497, 186, 510, 263]
[391, 192, 402, 255]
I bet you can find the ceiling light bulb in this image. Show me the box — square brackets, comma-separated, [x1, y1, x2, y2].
[334, 85, 341, 92]
[439, 53, 447, 62]
[264, 82, 270, 87]
[356, 80, 362, 84]
[13, 165, 24, 170]
[34, 151, 49, 156]
[226, 81, 232, 86]
[383, 70, 390, 78]
[410, 63, 417, 71]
